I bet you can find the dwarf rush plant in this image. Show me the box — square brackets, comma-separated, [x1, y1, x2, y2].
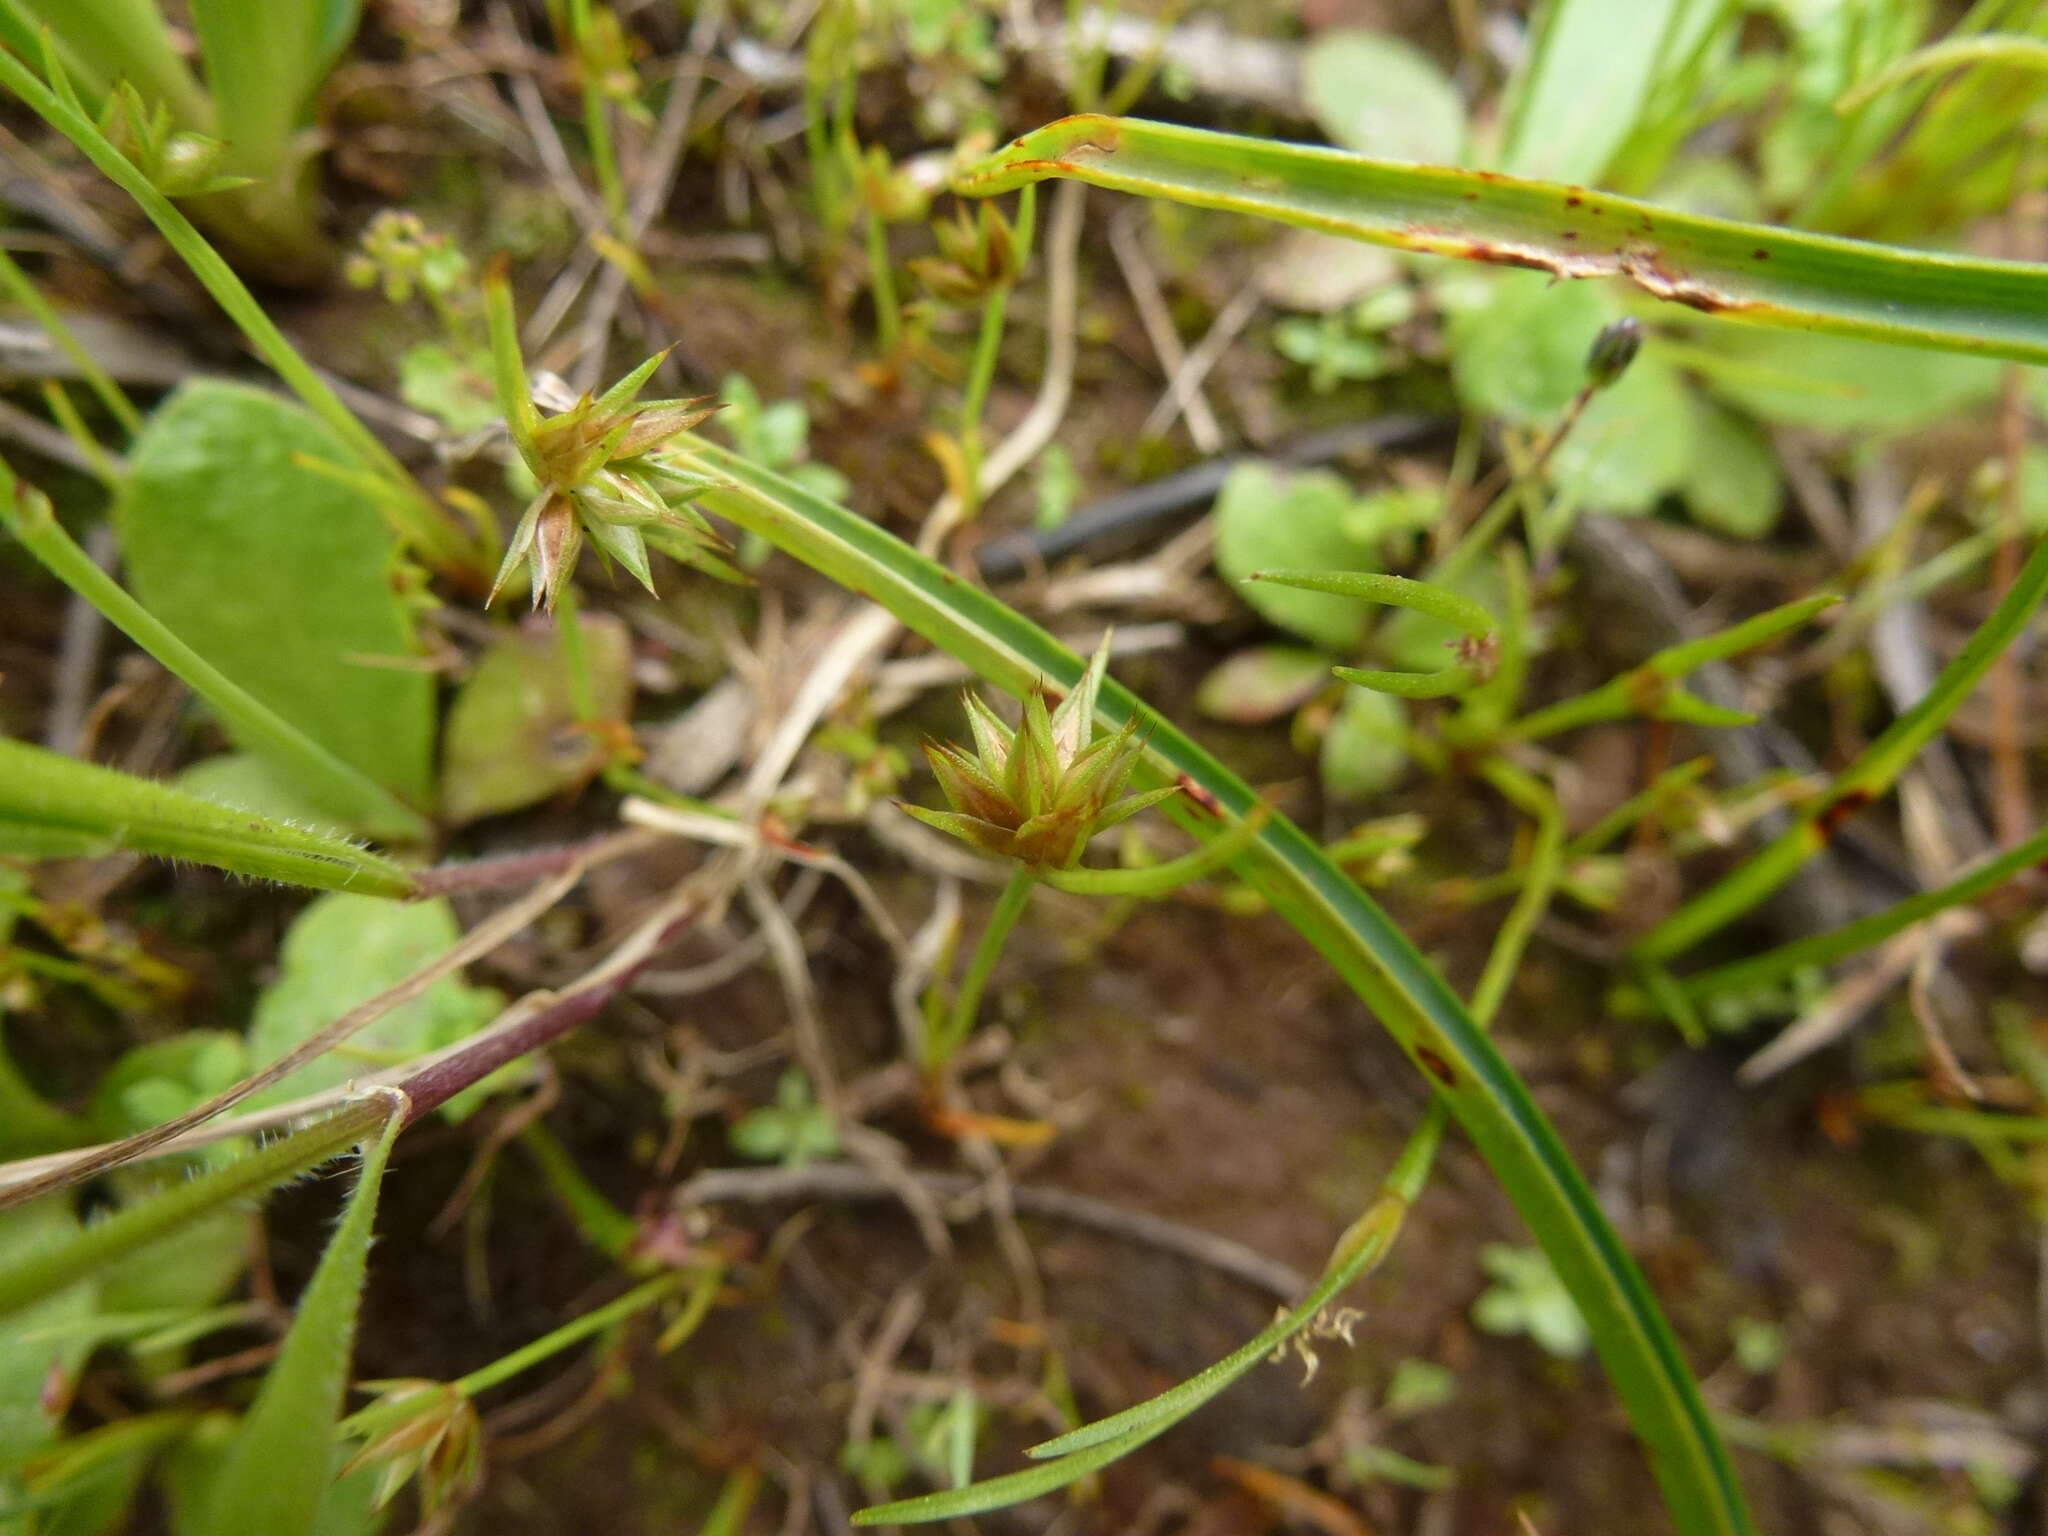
[6, 9, 2048, 1534]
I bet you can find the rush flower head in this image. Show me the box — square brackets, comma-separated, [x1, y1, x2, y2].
[909, 198, 1024, 303]
[902, 639, 1178, 872]
[485, 273, 740, 611]
[341, 1379, 483, 1528]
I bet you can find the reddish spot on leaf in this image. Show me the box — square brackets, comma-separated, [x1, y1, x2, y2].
[1177, 774, 1221, 818]
[1815, 789, 1873, 843]
[1417, 1046, 1458, 1087]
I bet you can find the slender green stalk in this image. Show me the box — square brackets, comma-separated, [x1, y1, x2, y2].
[857, 1108, 1440, 1523]
[0, 1097, 389, 1320]
[1636, 537, 2048, 964]
[1859, 1089, 2048, 1144]
[671, 439, 1756, 1536]
[702, 1468, 763, 1536]
[0, 247, 141, 433]
[1506, 594, 1836, 743]
[340, 1268, 707, 1445]
[1835, 33, 2048, 112]
[1682, 819, 2048, 1000]
[39, 380, 123, 486]
[0, 477, 431, 844]
[566, 0, 628, 232]
[958, 187, 1036, 510]
[461, 1268, 701, 1398]
[954, 116, 2048, 364]
[517, 1121, 639, 1260]
[865, 210, 901, 352]
[553, 584, 603, 724]
[929, 866, 1033, 1072]
[0, 738, 418, 898]
[0, 44, 474, 575]
[1470, 760, 1566, 1027]
[1035, 812, 1265, 897]
[1457, 758, 1715, 906]
[958, 289, 1007, 502]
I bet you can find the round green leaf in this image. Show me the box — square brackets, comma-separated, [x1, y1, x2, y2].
[1195, 646, 1333, 725]
[117, 379, 435, 816]
[1214, 462, 1386, 651]
[1684, 402, 1781, 538]
[1320, 687, 1409, 802]
[1548, 351, 1697, 514]
[1697, 326, 2001, 434]
[1303, 32, 1465, 164]
[1450, 272, 1615, 425]
[245, 893, 502, 1111]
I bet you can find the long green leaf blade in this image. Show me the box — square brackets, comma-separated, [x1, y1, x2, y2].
[673, 440, 1755, 1536]
[1682, 815, 2048, 1001]
[205, 1094, 403, 1536]
[0, 44, 471, 570]
[0, 1100, 388, 1320]
[954, 115, 2048, 364]
[0, 738, 417, 899]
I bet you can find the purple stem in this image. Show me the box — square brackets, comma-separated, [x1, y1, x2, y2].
[412, 834, 637, 896]
[397, 901, 702, 1124]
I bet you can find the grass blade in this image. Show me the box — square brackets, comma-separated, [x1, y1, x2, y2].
[672, 440, 1756, 1536]
[0, 738, 417, 899]
[1500, 0, 1685, 184]
[0, 1098, 390, 1320]
[0, 0, 210, 127]
[1681, 819, 2048, 1002]
[861, 1103, 1438, 1522]
[1835, 32, 2048, 112]
[0, 43, 473, 573]
[954, 115, 2048, 365]
[205, 1091, 404, 1536]
[1635, 535, 2048, 964]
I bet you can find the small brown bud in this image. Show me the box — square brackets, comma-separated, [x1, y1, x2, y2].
[1585, 318, 1643, 388]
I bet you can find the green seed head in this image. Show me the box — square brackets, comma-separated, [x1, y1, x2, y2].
[902, 638, 1179, 871]
[341, 1380, 483, 1521]
[487, 346, 738, 610]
